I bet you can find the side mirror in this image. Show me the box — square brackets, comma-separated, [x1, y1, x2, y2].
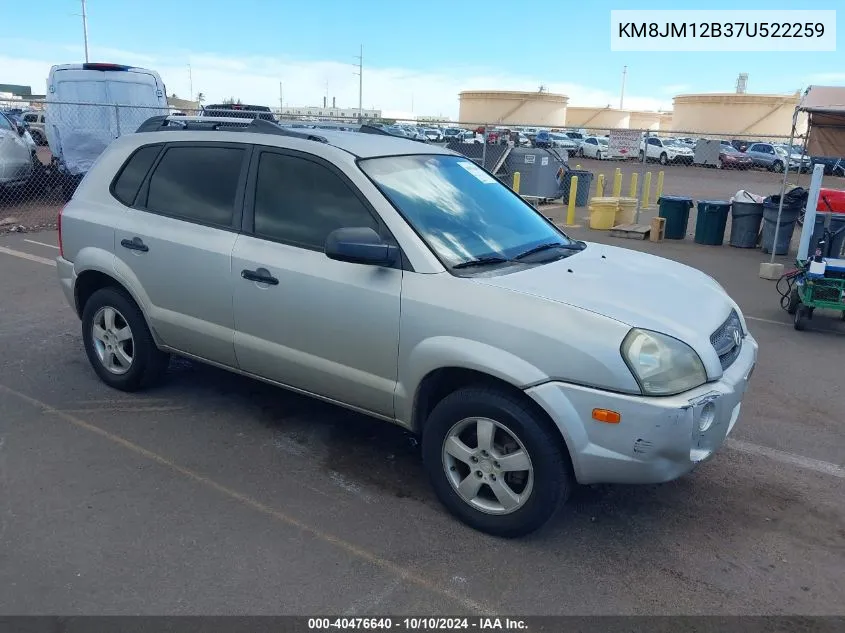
[325, 227, 398, 266]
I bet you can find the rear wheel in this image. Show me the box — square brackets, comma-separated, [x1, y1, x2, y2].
[638, 150, 645, 162]
[786, 288, 800, 314]
[422, 386, 571, 538]
[81, 287, 170, 391]
[659, 152, 668, 165]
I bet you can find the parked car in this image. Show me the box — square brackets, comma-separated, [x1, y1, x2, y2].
[46, 62, 169, 200]
[578, 136, 609, 159]
[443, 128, 463, 143]
[513, 132, 532, 147]
[640, 137, 694, 165]
[533, 130, 553, 148]
[21, 111, 47, 145]
[810, 156, 845, 177]
[774, 144, 812, 173]
[56, 115, 757, 537]
[424, 128, 443, 143]
[547, 133, 580, 154]
[564, 131, 585, 142]
[717, 145, 753, 170]
[0, 111, 35, 191]
[744, 142, 807, 173]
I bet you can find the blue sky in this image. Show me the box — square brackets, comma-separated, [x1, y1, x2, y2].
[1, 0, 842, 118]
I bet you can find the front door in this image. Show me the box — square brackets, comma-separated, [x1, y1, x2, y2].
[232, 148, 402, 417]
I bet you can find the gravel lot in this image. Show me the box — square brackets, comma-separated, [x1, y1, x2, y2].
[0, 226, 842, 616]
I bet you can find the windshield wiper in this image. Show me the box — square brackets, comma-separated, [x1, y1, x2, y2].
[513, 241, 579, 260]
[452, 256, 510, 269]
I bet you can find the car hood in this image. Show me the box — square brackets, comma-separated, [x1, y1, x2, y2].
[472, 243, 739, 349]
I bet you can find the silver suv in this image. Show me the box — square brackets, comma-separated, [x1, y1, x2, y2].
[56, 116, 757, 537]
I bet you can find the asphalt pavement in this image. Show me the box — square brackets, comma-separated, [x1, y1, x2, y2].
[0, 229, 843, 616]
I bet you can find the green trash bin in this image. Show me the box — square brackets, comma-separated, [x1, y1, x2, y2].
[694, 200, 731, 246]
[658, 196, 694, 239]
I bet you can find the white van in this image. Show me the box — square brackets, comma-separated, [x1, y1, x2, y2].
[46, 63, 169, 197]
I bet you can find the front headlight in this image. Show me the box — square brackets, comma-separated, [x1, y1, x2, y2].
[621, 329, 707, 396]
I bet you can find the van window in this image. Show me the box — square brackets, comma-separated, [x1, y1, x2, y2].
[56, 80, 109, 104]
[146, 146, 245, 227]
[107, 80, 160, 106]
[252, 152, 377, 250]
[112, 145, 163, 206]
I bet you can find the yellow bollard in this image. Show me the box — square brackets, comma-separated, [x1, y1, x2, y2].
[628, 172, 638, 199]
[575, 164, 582, 170]
[643, 172, 653, 209]
[612, 168, 622, 197]
[596, 173, 605, 197]
[513, 171, 521, 194]
[567, 175, 578, 225]
[656, 170, 664, 201]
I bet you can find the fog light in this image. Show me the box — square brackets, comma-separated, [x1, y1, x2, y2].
[698, 402, 716, 432]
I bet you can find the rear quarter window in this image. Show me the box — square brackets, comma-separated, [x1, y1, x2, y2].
[111, 144, 164, 206]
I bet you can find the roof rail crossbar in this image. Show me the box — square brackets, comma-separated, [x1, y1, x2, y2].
[135, 115, 328, 143]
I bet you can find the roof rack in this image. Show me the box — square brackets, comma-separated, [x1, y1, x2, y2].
[135, 115, 328, 143]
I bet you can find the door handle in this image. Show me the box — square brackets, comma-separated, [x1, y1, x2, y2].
[121, 237, 149, 252]
[241, 268, 279, 286]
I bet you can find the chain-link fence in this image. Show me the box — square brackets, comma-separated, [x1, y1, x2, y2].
[2, 100, 844, 233]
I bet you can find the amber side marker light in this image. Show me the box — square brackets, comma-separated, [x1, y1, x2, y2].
[592, 408, 621, 424]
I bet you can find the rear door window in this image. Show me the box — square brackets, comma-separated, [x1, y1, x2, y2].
[145, 145, 246, 228]
[111, 144, 163, 206]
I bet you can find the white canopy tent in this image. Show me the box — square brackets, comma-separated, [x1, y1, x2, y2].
[770, 86, 845, 264]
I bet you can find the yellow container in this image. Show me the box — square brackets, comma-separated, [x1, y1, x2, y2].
[588, 197, 619, 230]
[616, 197, 638, 224]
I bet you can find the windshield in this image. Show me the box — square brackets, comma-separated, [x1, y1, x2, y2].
[359, 155, 573, 268]
[597, 137, 608, 145]
[774, 146, 789, 156]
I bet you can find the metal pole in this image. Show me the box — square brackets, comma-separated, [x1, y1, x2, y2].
[188, 64, 193, 103]
[481, 123, 488, 170]
[769, 109, 799, 264]
[358, 45, 363, 123]
[81, 0, 90, 63]
[635, 129, 647, 224]
[620, 66, 627, 110]
[279, 81, 283, 112]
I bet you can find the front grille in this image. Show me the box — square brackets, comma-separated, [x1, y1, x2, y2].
[710, 310, 743, 370]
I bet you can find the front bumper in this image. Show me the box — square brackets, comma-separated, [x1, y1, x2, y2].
[526, 333, 758, 485]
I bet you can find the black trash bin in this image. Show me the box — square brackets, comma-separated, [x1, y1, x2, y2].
[829, 214, 845, 257]
[559, 169, 594, 206]
[807, 212, 829, 258]
[694, 200, 731, 246]
[658, 196, 694, 239]
[761, 201, 802, 255]
[729, 200, 764, 248]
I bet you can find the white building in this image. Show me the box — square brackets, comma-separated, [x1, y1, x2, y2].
[275, 104, 381, 120]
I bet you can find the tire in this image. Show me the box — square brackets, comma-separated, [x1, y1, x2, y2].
[794, 304, 807, 331]
[421, 386, 572, 538]
[786, 288, 800, 314]
[772, 160, 784, 173]
[81, 287, 170, 391]
[716, 159, 724, 169]
[578, 148, 584, 158]
[659, 152, 668, 165]
[638, 150, 645, 162]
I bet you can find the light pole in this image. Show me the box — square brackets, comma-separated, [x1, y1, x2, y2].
[81, 0, 90, 63]
[188, 64, 193, 102]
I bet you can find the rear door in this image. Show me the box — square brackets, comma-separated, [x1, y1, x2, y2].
[113, 141, 250, 367]
[231, 147, 402, 417]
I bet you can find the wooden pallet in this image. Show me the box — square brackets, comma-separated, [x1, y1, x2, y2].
[610, 223, 651, 240]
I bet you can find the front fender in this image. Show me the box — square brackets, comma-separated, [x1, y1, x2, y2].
[395, 336, 548, 426]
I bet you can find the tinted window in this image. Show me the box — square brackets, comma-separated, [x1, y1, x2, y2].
[253, 152, 378, 249]
[648, 138, 660, 146]
[23, 113, 38, 123]
[112, 145, 162, 206]
[146, 146, 244, 226]
[0, 115, 12, 131]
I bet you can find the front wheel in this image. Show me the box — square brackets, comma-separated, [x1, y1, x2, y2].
[772, 160, 784, 173]
[794, 304, 808, 331]
[786, 288, 800, 314]
[638, 150, 645, 162]
[659, 152, 668, 165]
[81, 287, 170, 391]
[422, 386, 572, 538]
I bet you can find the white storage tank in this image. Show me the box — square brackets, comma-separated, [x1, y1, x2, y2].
[670, 93, 806, 137]
[565, 107, 630, 131]
[458, 90, 568, 126]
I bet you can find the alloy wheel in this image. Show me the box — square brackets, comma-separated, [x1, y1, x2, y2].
[91, 306, 135, 375]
